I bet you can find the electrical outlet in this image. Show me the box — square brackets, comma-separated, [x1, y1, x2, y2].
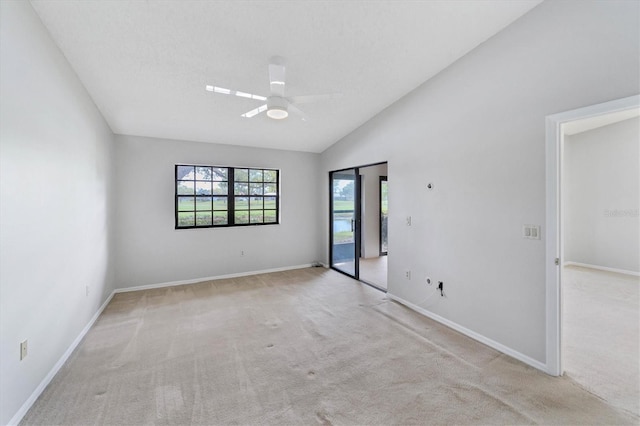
[406, 216, 412, 226]
[405, 270, 411, 280]
[240, 250, 245, 256]
[20, 340, 28, 360]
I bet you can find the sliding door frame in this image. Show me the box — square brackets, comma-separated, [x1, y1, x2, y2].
[329, 161, 387, 283]
[329, 168, 360, 279]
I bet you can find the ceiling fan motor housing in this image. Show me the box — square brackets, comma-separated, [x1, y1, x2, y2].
[267, 96, 288, 119]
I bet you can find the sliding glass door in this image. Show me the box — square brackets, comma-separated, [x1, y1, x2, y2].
[330, 169, 359, 277]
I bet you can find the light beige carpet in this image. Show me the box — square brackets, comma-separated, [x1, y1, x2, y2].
[563, 265, 640, 417]
[359, 256, 388, 290]
[21, 268, 637, 425]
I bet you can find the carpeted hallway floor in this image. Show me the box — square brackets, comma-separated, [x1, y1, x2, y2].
[21, 267, 637, 425]
[563, 265, 639, 417]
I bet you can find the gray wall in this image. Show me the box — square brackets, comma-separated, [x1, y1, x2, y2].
[564, 117, 640, 273]
[319, 0, 639, 363]
[0, 2, 116, 424]
[114, 135, 322, 289]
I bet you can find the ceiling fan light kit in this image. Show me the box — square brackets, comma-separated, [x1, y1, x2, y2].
[266, 96, 288, 120]
[206, 56, 341, 121]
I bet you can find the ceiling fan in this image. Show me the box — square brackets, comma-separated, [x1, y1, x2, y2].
[205, 56, 341, 121]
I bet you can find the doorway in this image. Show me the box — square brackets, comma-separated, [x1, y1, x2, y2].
[545, 95, 639, 416]
[330, 162, 388, 290]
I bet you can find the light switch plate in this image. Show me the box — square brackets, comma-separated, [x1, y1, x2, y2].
[523, 224, 541, 240]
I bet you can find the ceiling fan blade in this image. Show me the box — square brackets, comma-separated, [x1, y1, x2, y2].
[205, 85, 267, 101]
[241, 104, 268, 118]
[288, 93, 343, 104]
[287, 103, 308, 121]
[268, 57, 286, 97]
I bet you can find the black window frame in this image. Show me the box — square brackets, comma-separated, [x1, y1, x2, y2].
[175, 164, 280, 229]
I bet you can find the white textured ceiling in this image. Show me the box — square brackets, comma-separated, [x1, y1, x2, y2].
[30, 0, 541, 153]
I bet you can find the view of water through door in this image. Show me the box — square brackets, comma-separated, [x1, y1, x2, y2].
[331, 169, 358, 277]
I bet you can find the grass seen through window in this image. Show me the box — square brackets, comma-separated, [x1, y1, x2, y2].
[175, 165, 279, 228]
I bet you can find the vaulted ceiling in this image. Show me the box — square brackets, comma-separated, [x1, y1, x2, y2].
[30, 0, 541, 153]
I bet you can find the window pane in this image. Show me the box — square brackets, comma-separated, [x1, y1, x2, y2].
[196, 211, 212, 226]
[213, 211, 228, 225]
[195, 197, 212, 211]
[264, 210, 277, 223]
[178, 196, 194, 211]
[235, 210, 249, 224]
[264, 196, 276, 209]
[249, 183, 263, 195]
[177, 166, 194, 180]
[211, 167, 228, 181]
[177, 181, 195, 195]
[212, 182, 228, 195]
[381, 179, 388, 253]
[234, 183, 248, 195]
[195, 166, 212, 181]
[235, 197, 248, 210]
[250, 210, 263, 223]
[250, 169, 263, 182]
[250, 197, 263, 210]
[264, 183, 277, 195]
[178, 211, 195, 227]
[195, 181, 212, 195]
[235, 168, 248, 182]
[212, 197, 227, 211]
[264, 170, 277, 182]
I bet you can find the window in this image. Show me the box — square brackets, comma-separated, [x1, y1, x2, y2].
[175, 165, 279, 228]
[379, 176, 388, 255]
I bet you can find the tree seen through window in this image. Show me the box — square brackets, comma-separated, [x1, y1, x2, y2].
[176, 165, 279, 228]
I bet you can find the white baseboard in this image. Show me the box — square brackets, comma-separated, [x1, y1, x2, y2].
[386, 293, 548, 373]
[114, 263, 315, 293]
[8, 291, 115, 426]
[563, 261, 640, 277]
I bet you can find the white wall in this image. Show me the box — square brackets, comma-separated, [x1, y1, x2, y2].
[320, 0, 639, 364]
[360, 164, 387, 258]
[0, 1, 115, 424]
[114, 135, 322, 288]
[564, 117, 640, 273]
